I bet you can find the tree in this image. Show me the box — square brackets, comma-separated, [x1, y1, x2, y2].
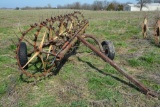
[92, 0, 103, 10]
[117, 4, 123, 11]
[106, 3, 115, 11]
[136, 0, 152, 11]
[81, 3, 92, 10]
[111, 1, 119, 10]
[15, 7, 20, 10]
[73, 2, 81, 9]
[102, 0, 109, 9]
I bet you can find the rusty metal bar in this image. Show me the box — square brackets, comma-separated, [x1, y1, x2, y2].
[82, 34, 104, 52]
[16, 12, 88, 77]
[58, 21, 89, 59]
[77, 34, 159, 98]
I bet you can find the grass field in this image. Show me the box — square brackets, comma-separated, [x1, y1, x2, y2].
[0, 9, 160, 107]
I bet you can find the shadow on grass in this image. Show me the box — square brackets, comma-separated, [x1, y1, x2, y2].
[77, 57, 142, 94]
[20, 41, 80, 83]
[145, 36, 160, 48]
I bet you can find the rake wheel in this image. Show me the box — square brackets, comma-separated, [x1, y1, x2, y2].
[18, 42, 28, 69]
[101, 40, 115, 60]
[16, 11, 88, 78]
[154, 20, 160, 45]
[142, 17, 148, 39]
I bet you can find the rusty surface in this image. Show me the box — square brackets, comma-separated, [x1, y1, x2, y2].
[77, 34, 159, 98]
[15, 12, 159, 98]
[142, 17, 148, 38]
[154, 20, 160, 45]
[82, 34, 104, 52]
[16, 11, 88, 77]
[142, 16, 160, 45]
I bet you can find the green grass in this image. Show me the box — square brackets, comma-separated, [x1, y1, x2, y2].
[0, 81, 7, 95]
[128, 58, 142, 67]
[116, 41, 128, 48]
[0, 9, 160, 107]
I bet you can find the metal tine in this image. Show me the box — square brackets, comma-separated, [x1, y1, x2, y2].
[39, 15, 44, 23]
[38, 17, 41, 24]
[14, 31, 20, 39]
[19, 27, 23, 34]
[10, 38, 17, 46]
[15, 11, 87, 77]
[24, 38, 34, 47]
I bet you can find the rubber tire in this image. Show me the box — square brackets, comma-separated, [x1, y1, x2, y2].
[101, 40, 115, 60]
[18, 42, 28, 69]
[157, 27, 159, 36]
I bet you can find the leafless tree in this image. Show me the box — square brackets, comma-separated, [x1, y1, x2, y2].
[73, 2, 81, 9]
[81, 3, 92, 10]
[92, 0, 103, 10]
[136, 0, 152, 11]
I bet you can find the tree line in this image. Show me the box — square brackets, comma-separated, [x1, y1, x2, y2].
[57, 0, 160, 11]
[57, 1, 126, 11]
[15, 0, 160, 11]
[16, 1, 127, 11]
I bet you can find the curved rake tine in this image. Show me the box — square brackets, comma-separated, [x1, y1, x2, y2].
[14, 31, 20, 39]
[49, 28, 53, 40]
[39, 31, 46, 49]
[158, 20, 160, 30]
[24, 38, 34, 47]
[72, 17, 76, 27]
[144, 17, 147, 24]
[19, 27, 23, 34]
[46, 45, 53, 60]
[46, 28, 54, 60]
[142, 17, 148, 39]
[23, 52, 39, 69]
[22, 32, 46, 69]
[47, 26, 54, 41]
[16, 11, 89, 78]
[69, 23, 73, 32]
[154, 20, 160, 45]
[59, 22, 66, 35]
[38, 54, 46, 72]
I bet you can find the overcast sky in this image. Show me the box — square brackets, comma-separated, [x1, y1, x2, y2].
[0, 0, 137, 8]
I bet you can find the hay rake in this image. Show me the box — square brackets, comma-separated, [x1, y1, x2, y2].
[16, 11, 89, 77]
[15, 11, 159, 98]
[142, 16, 160, 45]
